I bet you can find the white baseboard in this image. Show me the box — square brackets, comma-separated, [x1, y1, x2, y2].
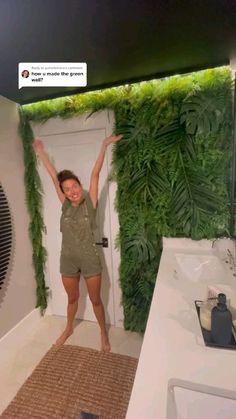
[0, 308, 42, 364]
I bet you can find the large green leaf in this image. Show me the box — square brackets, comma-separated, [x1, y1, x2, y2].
[170, 157, 224, 236]
[122, 226, 160, 264]
[180, 91, 224, 135]
[123, 234, 156, 263]
[154, 118, 197, 162]
[128, 160, 169, 202]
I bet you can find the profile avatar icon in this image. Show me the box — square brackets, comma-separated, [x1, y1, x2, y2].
[21, 70, 29, 78]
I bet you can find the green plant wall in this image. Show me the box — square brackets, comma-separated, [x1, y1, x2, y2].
[20, 67, 233, 331]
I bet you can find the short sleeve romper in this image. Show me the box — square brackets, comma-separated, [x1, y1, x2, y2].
[60, 192, 102, 278]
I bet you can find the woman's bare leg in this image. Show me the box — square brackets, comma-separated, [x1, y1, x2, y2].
[55, 275, 80, 346]
[85, 275, 110, 352]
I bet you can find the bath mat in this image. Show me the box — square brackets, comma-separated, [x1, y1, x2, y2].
[1, 345, 138, 419]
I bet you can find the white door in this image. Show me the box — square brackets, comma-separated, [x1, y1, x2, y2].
[33, 111, 123, 326]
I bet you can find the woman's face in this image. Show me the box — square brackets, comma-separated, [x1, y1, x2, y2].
[22, 70, 29, 78]
[62, 179, 83, 204]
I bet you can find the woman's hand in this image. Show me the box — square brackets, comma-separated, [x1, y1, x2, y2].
[32, 138, 44, 155]
[103, 134, 123, 148]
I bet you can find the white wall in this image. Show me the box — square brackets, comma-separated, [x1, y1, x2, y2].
[230, 58, 236, 71]
[0, 95, 36, 339]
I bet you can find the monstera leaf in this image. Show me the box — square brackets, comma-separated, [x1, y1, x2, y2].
[180, 91, 224, 136]
[123, 227, 159, 264]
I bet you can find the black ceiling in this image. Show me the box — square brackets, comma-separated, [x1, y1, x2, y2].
[1, 0, 236, 105]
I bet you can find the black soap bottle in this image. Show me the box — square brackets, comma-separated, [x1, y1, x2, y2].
[211, 293, 232, 346]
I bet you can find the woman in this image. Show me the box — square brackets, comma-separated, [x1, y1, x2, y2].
[33, 134, 122, 351]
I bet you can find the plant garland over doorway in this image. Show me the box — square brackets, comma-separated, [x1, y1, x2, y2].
[19, 67, 233, 331]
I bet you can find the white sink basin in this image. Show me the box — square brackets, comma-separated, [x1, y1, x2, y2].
[175, 253, 225, 282]
[167, 379, 236, 419]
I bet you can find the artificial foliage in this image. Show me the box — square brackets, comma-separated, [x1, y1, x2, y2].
[20, 67, 233, 331]
[19, 110, 48, 312]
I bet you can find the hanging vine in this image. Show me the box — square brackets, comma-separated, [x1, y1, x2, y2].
[19, 110, 48, 312]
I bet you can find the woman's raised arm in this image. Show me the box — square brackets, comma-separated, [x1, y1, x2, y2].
[32, 139, 65, 204]
[89, 134, 123, 208]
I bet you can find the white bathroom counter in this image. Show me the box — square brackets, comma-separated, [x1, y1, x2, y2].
[126, 238, 236, 419]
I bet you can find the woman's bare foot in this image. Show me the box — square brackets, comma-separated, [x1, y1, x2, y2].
[55, 327, 73, 347]
[101, 331, 111, 352]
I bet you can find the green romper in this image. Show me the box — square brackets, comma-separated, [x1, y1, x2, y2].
[60, 192, 102, 278]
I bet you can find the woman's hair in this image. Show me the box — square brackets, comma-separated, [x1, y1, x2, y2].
[57, 170, 81, 192]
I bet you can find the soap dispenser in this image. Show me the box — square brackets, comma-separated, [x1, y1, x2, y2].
[211, 293, 232, 346]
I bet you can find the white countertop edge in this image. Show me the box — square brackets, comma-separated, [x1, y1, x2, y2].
[126, 238, 236, 419]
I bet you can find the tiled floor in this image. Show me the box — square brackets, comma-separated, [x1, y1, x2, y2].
[0, 315, 143, 414]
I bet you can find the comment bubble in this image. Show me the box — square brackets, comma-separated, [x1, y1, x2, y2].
[18, 62, 87, 89]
